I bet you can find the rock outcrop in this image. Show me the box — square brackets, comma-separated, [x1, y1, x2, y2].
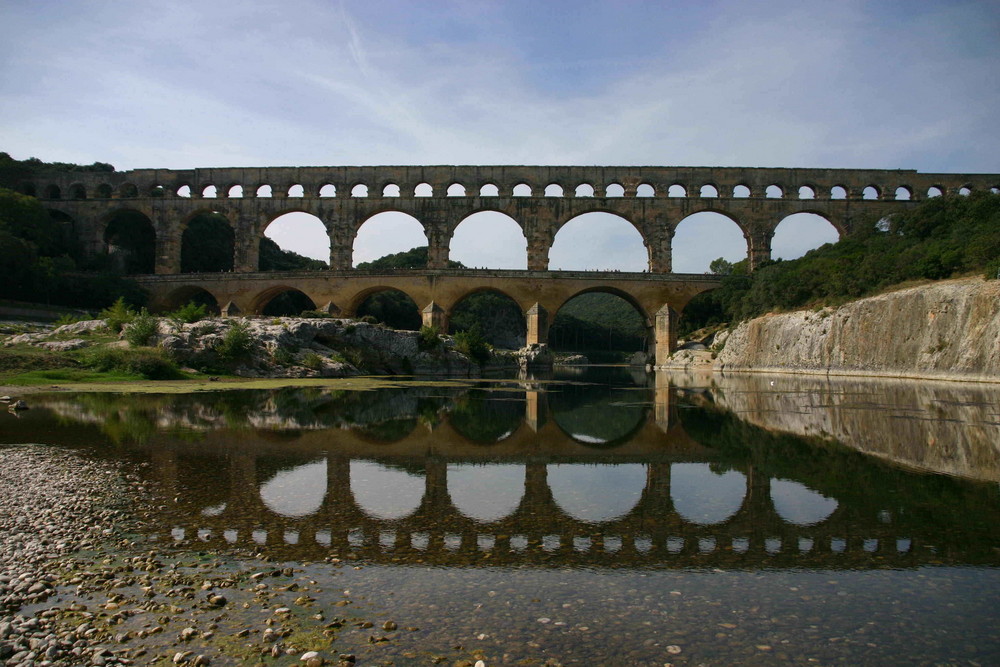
[712, 278, 1000, 383]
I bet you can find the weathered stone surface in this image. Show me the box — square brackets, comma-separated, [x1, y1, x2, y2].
[51, 319, 107, 335]
[714, 277, 1000, 382]
[37, 338, 90, 351]
[515, 343, 553, 369]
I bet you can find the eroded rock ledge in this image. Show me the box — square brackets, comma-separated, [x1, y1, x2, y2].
[710, 277, 1000, 383]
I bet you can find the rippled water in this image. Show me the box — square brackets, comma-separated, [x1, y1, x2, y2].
[3, 368, 999, 665]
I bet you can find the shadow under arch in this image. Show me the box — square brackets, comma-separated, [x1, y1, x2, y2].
[181, 211, 235, 273]
[549, 211, 648, 271]
[102, 208, 156, 274]
[449, 210, 527, 269]
[672, 209, 749, 273]
[549, 287, 651, 358]
[352, 286, 422, 331]
[448, 288, 527, 349]
[159, 285, 221, 314]
[253, 286, 317, 316]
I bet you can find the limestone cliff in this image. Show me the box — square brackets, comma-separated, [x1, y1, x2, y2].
[714, 277, 1000, 383]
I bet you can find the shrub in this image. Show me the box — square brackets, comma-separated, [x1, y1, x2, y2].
[359, 315, 379, 325]
[454, 324, 491, 364]
[123, 308, 159, 346]
[272, 347, 294, 366]
[301, 352, 323, 370]
[300, 309, 334, 318]
[100, 297, 136, 333]
[83, 346, 180, 380]
[54, 313, 89, 327]
[418, 325, 441, 351]
[168, 301, 208, 325]
[215, 320, 256, 362]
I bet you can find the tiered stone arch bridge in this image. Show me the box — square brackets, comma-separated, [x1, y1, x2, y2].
[19, 164, 999, 360]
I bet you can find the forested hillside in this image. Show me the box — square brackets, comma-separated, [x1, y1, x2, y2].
[682, 192, 1000, 335]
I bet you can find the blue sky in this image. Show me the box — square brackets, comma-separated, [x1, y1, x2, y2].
[2, 0, 998, 271]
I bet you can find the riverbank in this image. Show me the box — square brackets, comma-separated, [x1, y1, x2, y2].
[665, 277, 1000, 384]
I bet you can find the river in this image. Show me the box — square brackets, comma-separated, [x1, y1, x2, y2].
[2, 367, 998, 665]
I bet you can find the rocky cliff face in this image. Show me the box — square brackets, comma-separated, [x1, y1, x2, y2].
[714, 278, 1000, 383]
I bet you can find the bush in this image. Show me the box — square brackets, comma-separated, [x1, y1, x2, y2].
[272, 347, 294, 366]
[100, 297, 136, 333]
[301, 352, 323, 370]
[54, 313, 90, 327]
[418, 325, 441, 351]
[83, 346, 180, 380]
[300, 310, 334, 318]
[168, 301, 208, 325]
[215, 320, 256, 362]
[123, 309, 159, 346]
[454, 324, 491, 364]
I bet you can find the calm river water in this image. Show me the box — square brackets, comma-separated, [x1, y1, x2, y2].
[3, 367, 999, 665]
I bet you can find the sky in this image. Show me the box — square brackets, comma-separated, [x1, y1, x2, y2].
[2, 0, 998, 272]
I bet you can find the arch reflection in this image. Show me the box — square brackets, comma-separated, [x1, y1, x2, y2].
[771, 478, 838, 525]
[448, 463, 524, 522]
[671, 463, 746, 525]
[350, 460, 423, 520]
[549, 463, 647, 522]
[260, 458, 327, 518]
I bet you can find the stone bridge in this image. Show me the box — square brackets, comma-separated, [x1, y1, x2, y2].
[15, 164, 998, 359]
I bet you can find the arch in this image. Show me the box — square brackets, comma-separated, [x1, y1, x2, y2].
[201, 185, 218, 198]
[119, 183, 138, 198]
[287, 184, 304, 197]
[256, 184, 273, 198]
[181, 212, 235, 272]
[771, 212, 841, 260]
[575, 183, 595, 197]
[549, 212, 647, 271]
[733, 184, 751, 198]
[449, 464, 524, 522]
[414, 182, 433, 197]
[177, 185, 192, 198]
[353, 211, 427, 267]
[550, 289, 648, 355]
[863, 185, 880, 200]
[145, 184, 163, 197]
[798, 185, 816, 199]
[700, 184, 718, 198]
[262, 212, 330, 270]
[95, 184, 113, 199]
[927, 186, 943, 197]
[351, 184, 369, 197]
[382, 183, 401, 197]
[159, 286, 220, 314]
[605, 183, 625, 198]
[671, 463, 746, 525]
[103, 209, 155, 274]
[350, 460, 423, 520]
[959, 186, 971, 196]
[449, 288, 526, 349]
[447, 183, 467, 197]
[512, 183, 532, 197]
[636, 183, 655, 197]
[479, 183, 499, 197]
[43, 184, 61, 199]
[549, 464, 647, 522]
[770, 478, 837, 526]
[831, 185, 847, 200]
[319, 183, 337, 197]
[895, 186, 912, 200]
[260, 458, 327, 518]
[544, 183, 564, 197]
[672, 211, 747, 273]
[765, 184, 783, 198]
[258, 287, 317, 316]
[667, 184, 686, 197]
[355, 287, 421, 330]
[227, 185, 243, 198]
[69, 183, 87, 200]
[449, 211, 527, 270]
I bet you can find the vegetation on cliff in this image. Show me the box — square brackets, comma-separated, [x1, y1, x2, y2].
[683, 192, 1000, 334]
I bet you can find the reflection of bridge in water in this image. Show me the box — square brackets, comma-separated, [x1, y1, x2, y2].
[140, 388, 996, 570]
